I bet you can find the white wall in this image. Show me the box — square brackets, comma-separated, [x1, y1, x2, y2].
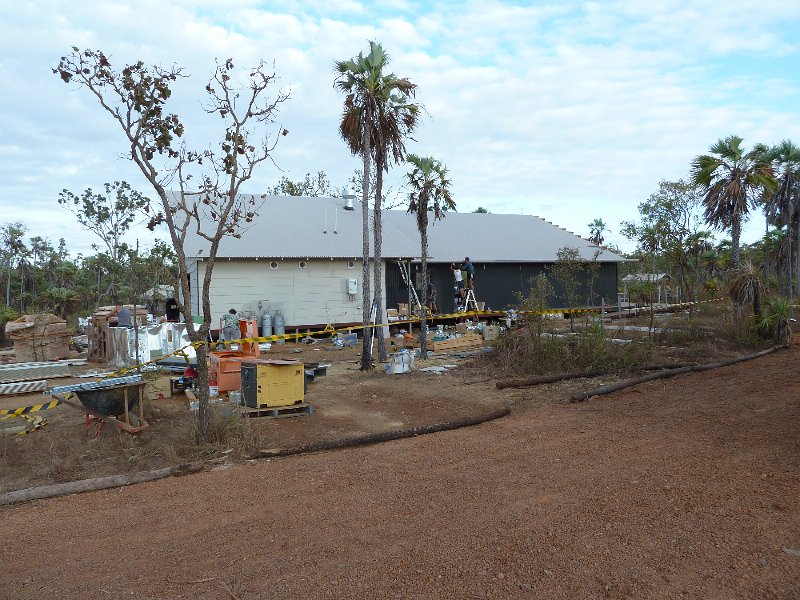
[195, 258, 381, 329]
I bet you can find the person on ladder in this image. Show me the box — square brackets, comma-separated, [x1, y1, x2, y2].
[462, 257, 475, 294]
[452, 263, 465, 310]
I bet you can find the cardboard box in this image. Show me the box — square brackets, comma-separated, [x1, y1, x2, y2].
[455, 322, 473, 334]
[397, 303, 409, 316]
[145, 375, 173, 400]
[482, 325, 501, 341]
[403, 333, 483, 352]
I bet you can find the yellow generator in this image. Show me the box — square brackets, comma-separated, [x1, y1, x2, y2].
[240, 359, 304, 408]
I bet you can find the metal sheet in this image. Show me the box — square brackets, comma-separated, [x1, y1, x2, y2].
[48, 375, 144, 395]
[0, 380, 48, 395]
[0, 362, 72, 384]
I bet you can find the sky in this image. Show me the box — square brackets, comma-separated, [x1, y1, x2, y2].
[1, 0, 799, 257]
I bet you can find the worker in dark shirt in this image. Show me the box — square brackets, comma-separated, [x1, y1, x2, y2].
[113, 305, 133, 328]
[426, 281, 438, 315]
[462, 257, 475, 291]
[165, 298, 180, 322]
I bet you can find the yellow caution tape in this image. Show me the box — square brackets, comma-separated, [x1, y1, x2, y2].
[0, 399, 62, 418]
[100, 297, 727, 377]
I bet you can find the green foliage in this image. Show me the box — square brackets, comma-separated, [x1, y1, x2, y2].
[58, 182, 150, 259]
[0, 220, 177, 321]
[515, 273, 554, 344]
[728, 260, 765, 318]
[335, 40, 420, 369]
[0, 306, 19, 346]
[621, 179, 708, 303]
[762, 139, 800, 297]
[473, 207, 490, 214]
[58, 181, 152, 303]
[491, 318, 650, 377]
[588, 218, 607, 245]
[55, 47, 290, 443]
[405, 154, 456, 358]
[691, 135, 775, 270]
[269, 171, 334, 197]
[756, 297, 794, 345]
[494, 270, 650, 376]
[550, 247, 584, 330]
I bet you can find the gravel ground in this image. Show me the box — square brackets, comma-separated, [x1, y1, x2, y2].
[2, 344, 799, 599]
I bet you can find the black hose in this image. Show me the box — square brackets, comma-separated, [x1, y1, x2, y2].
[250, 406, 512, 459]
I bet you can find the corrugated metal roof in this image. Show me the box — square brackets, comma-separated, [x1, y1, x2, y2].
[182, 194, 625, 263]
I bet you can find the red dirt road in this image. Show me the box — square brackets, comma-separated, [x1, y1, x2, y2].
[2, 348, 799, 599]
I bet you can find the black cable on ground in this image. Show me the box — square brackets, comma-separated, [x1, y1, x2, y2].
[570, 345, 784, 403]
[249, 406, 512, 459]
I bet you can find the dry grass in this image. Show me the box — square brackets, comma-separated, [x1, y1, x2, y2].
[483, 316, 652, 377]
[0, 403, 262, 494]
[478, 303, 778, 379]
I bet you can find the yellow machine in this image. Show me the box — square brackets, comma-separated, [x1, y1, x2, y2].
[240, 359, 304, 408]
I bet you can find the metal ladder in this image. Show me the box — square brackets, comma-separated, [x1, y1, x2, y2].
[397, 259, 422, 314]
[463, 288, 478, 312]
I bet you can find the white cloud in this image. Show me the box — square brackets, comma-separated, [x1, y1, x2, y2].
[0, 0, 798, 257]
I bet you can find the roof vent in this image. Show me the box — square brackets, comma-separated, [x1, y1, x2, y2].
[342, 187, 355, 211]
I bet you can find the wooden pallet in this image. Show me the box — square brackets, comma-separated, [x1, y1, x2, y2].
[240, 402, 314, 419]
[403, 334, 483, 353]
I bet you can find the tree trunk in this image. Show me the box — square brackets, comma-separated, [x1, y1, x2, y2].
[794, 217, 800, 299]
[788, 232, 793, 299]
[360, 115, 373, 372]
[731, 215, 742, 327]
[373, 157, 387, 362]
[195, 342, 210, 440]
[419, 230, 429, 359]
[0, 462, 205, 506]
[731, 214, 741, 270]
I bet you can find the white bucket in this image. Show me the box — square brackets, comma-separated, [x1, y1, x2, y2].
[209, 385, 219, 397]
[390, 350, 414, 374]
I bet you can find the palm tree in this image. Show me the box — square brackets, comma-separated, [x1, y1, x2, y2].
[759, 227, 791, 294]
[763, 139, 800, 297]
[588, 218, 607, 245]
[691, 135, 775, 271]
[728, 260, 765, 319]
[406, 155, 456, 358]
[335, 41, 419, 369]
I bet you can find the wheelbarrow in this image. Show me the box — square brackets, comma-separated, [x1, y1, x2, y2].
[50, 376, 149, 438]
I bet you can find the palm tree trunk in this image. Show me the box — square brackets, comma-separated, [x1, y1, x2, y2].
[419, 231, 429, 359]
[794, 217, 800, 299]
[373, 157, 387, 362]
[731, 215, 742, 327]
[360, 115, 373, 372]
[753, 286, 762, 319]
[788, 233, 793, 299]
[731, 215, 741, 270]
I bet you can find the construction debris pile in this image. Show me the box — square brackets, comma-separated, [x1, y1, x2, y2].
[5, 314, 73, 363]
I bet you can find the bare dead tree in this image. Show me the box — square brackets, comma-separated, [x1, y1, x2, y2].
[54, 48, 290, 441]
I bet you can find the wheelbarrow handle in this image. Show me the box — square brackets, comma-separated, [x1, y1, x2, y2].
[51, 393, 84, 412]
